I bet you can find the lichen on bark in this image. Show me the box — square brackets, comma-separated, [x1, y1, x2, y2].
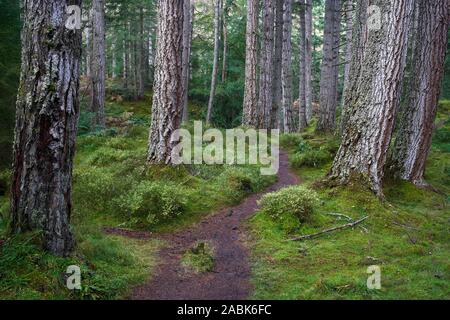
[11, 0, 82, 256]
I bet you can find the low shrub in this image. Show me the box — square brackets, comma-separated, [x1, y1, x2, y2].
[224, 167, 254, 193]
[77, 111, 95, 136]
[290, 147, 333, 168]
[218, 166, 273, 203]
[181, 241, 215, 273]
[438, 100, 450, 113]
[0, 170, 11, 196]
[73, 167, 129, 214]
[280, 134, 304, 149]
[116, 181, 187, 227]
[186, 164, 225, 181]
[0, 199, 9, 223]
[258, 186, 319, 233]
[125, 125, 148, 139]
[433, 120, 450, 153]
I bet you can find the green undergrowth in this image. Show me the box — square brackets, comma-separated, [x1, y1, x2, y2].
[249, 109, 449, 300]
[0, 220, 160, 300]
[73, 122, 275, 232]
[0, 92, 275, 300]
[181, 241, 215, 274]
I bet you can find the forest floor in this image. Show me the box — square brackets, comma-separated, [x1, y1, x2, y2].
[0, 92, 448, 300]
[0, 92, 276, 299]
[247, 103, 450, 300]
[125, 151, 298, 300]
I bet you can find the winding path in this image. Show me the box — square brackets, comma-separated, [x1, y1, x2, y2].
[129, 151, 299, 300]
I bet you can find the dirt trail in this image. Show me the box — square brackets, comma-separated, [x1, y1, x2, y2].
[128, 151, 299, 300]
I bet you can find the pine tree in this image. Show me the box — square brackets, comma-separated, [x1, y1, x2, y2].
[330, 0, 414, 196]
[90, 0, 106, 129]
[390, 0, 450, 186]
[242, 0, 259, 127]
[258, 0, 275, 129]
[148, 0, 184, 164]
[11, 0, 82, 256]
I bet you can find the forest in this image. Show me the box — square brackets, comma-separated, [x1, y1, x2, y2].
[0, 0, 449, 301]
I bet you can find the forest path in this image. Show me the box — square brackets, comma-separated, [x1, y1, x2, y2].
[129, 151, 299, 300]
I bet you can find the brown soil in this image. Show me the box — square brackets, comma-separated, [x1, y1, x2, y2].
[114, 151, 299, 300]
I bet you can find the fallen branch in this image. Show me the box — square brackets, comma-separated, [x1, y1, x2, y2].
[391, 220, 420, 231]
[326, 213, 368, 233]
[291, 216, 369, 241]
[325, 212, 353, 221]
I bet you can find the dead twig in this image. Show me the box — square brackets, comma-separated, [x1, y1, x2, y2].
[391, 220, 420, 231]
[326, 213, 368, 233]
[325, 212, 353, 221]
[291, 216, 369, 241]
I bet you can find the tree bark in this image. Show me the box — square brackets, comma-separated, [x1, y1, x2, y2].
[339, 0, 354, 134]
[271, 0, 284, 129]
[304, 0, 313, 122]
[148, 0, 184, 164]
[221, 0, 228, 83]
[341, 0, 353, 105]
[242, 0, 259, 127]
[133, 25, 139, 100]
[390, 0, 450, 186]
[298, 1, 307, 131]
[317, 0, 341, 133]
[84, 18, 91, 78]
[258, 0, 275, 129]
[90, 0, 106, 129]
[206, 0, 222, 125]
[123, 22, 130, 89]
[111, 36, 117, 79]
[138, 6, 145, 100]
[182, 1, 194, 123]
[11, 0, 82, 256]
[330, 0, 414, 196]
[281, 0, 294, 133]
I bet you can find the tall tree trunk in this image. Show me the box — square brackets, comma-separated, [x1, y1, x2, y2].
[11, 0, 82, 256]
[390, 0, 450, 186]
[242, 0, 259, 127]
[138, 6, 145, 100]
[317, 0, 341, 133]
[133, 27, 139, 100]
[148, 0, 184, 164]
[221, 0, 228, 83]
[330, 0, 413, 196]
[112, 37, 117, 79]
[298, 2, 307, 131]
[206, 0, 221, 124]
[341, 0, 353, 104]
[339, 0, 354, 133]
[123, 22, 130, 89]
[90, 0, 106, 129]
[271, 0, 284, 129]
[148, 25, 156, 85]
[258, 0, 275, 129]
[271, 1, 283, 128]
[84, 19, 91, 78]
[182, 1, 194, 123]
[304, 0, 313, 122]
[144, 30, 150, 85]
[281, 0, 294, 133]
